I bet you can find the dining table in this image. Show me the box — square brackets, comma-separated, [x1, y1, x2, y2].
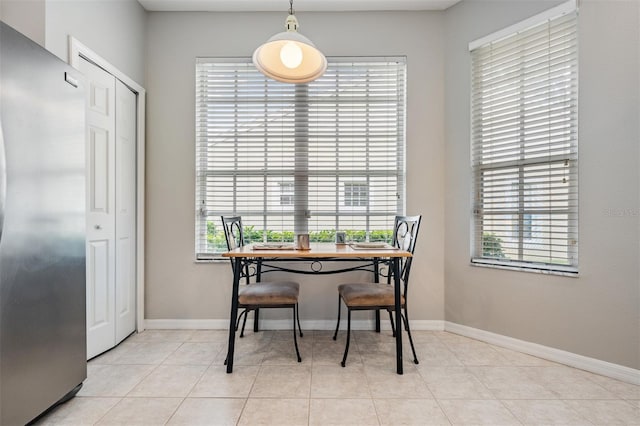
[221, 242, 412, 375]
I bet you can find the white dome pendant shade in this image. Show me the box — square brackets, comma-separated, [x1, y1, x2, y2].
[253, 5, 327, 84]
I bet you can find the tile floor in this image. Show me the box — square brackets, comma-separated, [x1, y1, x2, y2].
[35, 329, 639, 425]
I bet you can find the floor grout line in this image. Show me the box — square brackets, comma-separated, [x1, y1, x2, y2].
[37, 330, 640, 426]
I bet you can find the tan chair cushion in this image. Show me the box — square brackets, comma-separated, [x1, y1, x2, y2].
[238, 281, 299, 305]
[338, 283, 405, 307]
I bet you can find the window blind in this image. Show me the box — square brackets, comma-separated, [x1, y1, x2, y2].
[196, 57, 406, 259]
[470, 7, 578, 273]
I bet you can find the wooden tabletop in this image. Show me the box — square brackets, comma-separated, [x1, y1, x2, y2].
[221, 242, 412, 259]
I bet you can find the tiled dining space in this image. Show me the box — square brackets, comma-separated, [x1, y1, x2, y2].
[35, 329, 639, 425]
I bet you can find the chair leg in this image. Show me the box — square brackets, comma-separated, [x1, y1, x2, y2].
[253, 308, 260, 332]
[240, 309, 249, 338]
[296, 303, 303, 338]
[235, 309, 247, 332]
[375, 309, 381, 333]
[388, 309, 396, 337]
[333, 295, 342, 340]
[292, 305, 302, 362]
[341, 309, 352, 367]
[234, 309, 242, 331]
[402, 309, 419, 365]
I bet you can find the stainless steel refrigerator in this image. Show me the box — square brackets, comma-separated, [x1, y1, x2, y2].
[0, 22, 87, 425]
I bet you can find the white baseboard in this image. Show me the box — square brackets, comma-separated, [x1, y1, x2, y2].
[142, 318, 638, 385]
[144, 318, 444, 331]
[445, 322, 640, 386]
[144, 319, 229, 329]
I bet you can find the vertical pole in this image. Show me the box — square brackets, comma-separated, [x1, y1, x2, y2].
[294, 84, 309, 235]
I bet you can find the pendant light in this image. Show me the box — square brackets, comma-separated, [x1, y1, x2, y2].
[252, 0, 327, 84]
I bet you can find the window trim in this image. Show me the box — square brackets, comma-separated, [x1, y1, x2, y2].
[195, 57, 407, 259]
[468, 0, 576, 51]
[471, 258, 579, 277]
[469, 2, 579, 274]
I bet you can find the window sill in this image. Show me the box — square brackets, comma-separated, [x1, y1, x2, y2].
[470, 259, 579, 277]
[194, 258, 226, 264]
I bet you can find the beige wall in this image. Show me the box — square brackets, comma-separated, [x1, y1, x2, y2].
[7, 0, 636, 369]
[45, 0, 147, 86]
[0, 0, 46, 45]
[0, 0, 146, 85]
[145, 11, 446, 324]
[444, 0, 640, 369]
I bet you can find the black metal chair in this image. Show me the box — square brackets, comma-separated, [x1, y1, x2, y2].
[332, 215, 422, 367]
[221, 216, 303, 362]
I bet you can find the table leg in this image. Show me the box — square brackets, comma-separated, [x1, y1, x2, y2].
[226, 258, 242, 373]
[373, 259, 381, 332]
[254, 260, 262, 332]
[393, 257, 403, 374]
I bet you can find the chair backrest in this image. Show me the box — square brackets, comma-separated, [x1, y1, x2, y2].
[390, 215, 422, 297]
[221, 216, 244, 251]
[221, 216, 248, 280]
[392, 215, 421, 255]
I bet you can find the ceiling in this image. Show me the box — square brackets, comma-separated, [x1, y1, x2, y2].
[137, 0, 461, 12]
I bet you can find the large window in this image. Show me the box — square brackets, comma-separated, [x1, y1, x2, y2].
[196, 58, 406, 258]
[470, 1, 578, 273]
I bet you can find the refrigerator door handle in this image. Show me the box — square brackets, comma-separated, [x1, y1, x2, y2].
[0, 118, 6, 243]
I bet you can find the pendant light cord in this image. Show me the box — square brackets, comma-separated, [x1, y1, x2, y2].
[289, 0, 294, 15]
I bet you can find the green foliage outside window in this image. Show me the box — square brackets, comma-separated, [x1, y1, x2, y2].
[482, 233, 505, 258]
[207, 221, 393, 252]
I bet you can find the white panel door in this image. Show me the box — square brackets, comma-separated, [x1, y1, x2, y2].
[80, 58, 117, 359]
[115, 80, 137, 343]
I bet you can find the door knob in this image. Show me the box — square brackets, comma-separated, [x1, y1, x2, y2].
[94, 225, 102, 230]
